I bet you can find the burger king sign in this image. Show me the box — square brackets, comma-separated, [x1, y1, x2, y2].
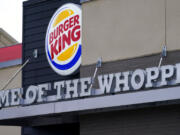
[45, 3, 82, 76]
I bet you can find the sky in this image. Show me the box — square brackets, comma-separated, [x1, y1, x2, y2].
[0, 0, 27, 43]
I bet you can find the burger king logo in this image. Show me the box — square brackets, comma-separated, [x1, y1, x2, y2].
[45, 3, 81, 76]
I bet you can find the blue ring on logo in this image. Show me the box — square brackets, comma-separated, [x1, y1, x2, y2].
[47, 45, 81, 70]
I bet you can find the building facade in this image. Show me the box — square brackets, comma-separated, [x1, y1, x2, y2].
[0, 28, 21, 135]
[1, 0, 180, 135]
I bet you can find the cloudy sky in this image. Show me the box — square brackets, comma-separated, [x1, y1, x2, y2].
[0, 0, 27, 42]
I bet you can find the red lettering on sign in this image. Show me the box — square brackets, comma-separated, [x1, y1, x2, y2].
[58, 36, 62, 53]
[49, 32, 53, 44]
[51, 40, 58, 60]
[74, 15, 79, 26]
[72, 25, 80, 42]
[63, 30, 71, 49]
[58, 24, 63, 35]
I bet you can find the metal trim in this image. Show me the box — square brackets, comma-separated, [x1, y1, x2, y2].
[80, 0, 91, 4]
[0, 59, 22, 68]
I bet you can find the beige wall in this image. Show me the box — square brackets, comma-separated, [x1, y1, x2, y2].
[0, 126, 21, 135]
[0, 65, 21, 134]
[0, 66, 22, 90]
[0, 66, 21, 134]
[82, 0, 180, 65]
[0, 67, 21, 134]
[167, 0, 180, 51]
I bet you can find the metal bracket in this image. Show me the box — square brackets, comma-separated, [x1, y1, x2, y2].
[158, 45, 167, 69]
[161, 45, 167, 57]
[33, 49, 38, 58]
[89, 57, 102, 91]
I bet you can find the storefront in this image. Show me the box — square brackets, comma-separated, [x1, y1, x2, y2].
[1, 0, 180, 135]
